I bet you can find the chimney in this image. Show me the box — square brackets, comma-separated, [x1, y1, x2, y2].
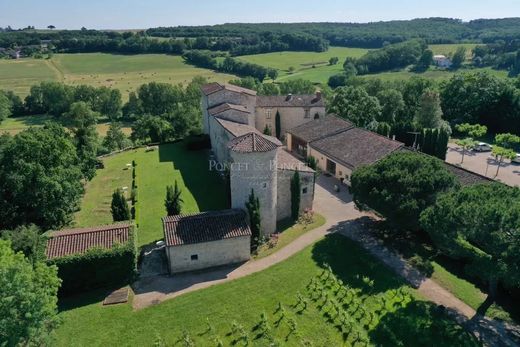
[286, 93, 293, 101]
[315, 91, 322, 100]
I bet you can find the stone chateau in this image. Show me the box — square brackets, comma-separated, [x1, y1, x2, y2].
[201, 82, 325, 236]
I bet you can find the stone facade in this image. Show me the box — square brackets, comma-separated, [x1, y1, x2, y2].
[201, 83, 319, 236]
[166, 236, 251, 273]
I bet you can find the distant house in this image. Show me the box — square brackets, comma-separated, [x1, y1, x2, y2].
[163, 209, 252, 274]
[433, 55, 452, 68]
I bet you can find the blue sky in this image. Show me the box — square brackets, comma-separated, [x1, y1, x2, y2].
[1, 0, 519, 29]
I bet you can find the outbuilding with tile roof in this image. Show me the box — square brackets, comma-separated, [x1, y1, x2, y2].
[162, 210, 251, 273]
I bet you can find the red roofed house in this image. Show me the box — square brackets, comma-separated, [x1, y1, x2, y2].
[162, 209, 251, 273]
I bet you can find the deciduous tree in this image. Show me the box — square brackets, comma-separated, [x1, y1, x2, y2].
[328, 86, 382, 128]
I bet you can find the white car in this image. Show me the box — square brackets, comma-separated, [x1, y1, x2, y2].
[473, 142, 493, 152]
[512, 154, 520, 164]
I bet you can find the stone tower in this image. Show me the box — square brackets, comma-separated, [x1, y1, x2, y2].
[228, 133, 281, 236]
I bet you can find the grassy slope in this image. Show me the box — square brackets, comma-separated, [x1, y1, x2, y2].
[74, 143, 228, 246]
[54, 235, 477, 346]
[0, 53, 235, 98]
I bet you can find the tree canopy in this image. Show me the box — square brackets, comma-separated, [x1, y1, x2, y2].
[350, 151, 458, 230]
[328, 86, 381, 128]
[0, 240, 61, 346]
[420, 183, 520, 296]
[0, 123, 84, 230]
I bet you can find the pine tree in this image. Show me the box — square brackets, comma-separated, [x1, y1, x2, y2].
[246, 189, 261, 248]
[275, 111, 281, 139]
[291, 171, 301, 221]
[111, 189, 130, 221]
[165, 181, 183, 216]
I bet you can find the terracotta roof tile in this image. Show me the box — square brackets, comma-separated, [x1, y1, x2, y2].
[163, 209, 251, 246]
[228, 132, 281, 153]
[208, 103, 250, 116]
[277, 149, 315, 173]
[288, 115, 354, 143]
[45, 223, 132, 260]
[256, 94, 325, 108]
[201, 83, 257, 96]
[215, 118, 260, 137]
[311, 127, 404, 169]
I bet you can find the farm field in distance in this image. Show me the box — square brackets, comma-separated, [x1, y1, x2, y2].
[0, 53, 236, 98]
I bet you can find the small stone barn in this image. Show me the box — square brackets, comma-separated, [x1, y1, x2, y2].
[163, 209, 252, 274]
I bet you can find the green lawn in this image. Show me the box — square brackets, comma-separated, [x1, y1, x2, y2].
[0, 115, 132, 136]
[135, 143, 228, 246]
[74, 143, 228, 246]
[253, 213, 326, 259]
[54, 234, 477, 346]
[0, 53, 236, 98]
[428, 43, 481, 59]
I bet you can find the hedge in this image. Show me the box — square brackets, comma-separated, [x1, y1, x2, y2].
[47, 226, 138, 295]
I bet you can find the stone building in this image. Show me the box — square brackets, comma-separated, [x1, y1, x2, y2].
[287, 116, 403, 184]
[163, 209, 251, 274]
[201, 83, 318, 236]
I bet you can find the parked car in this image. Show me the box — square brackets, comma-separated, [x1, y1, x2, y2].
[473, 142, 493, 152]
[512, 154, 520, 164]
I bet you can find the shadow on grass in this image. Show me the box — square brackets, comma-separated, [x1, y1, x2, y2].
[311, 233, 404, 295]
[158, 143, 229, 211]
[369, 301, 480, 346]
[58, 284, 127, 313]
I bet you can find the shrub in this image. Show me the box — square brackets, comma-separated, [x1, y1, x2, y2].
[47, 226, 137, 294]
[408, 255, 434, 276]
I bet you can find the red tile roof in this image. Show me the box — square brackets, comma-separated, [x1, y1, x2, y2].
[208, 103, 250, 116]
[215, 118, 261, 137]
[163, 209, 251, 246]
[45, 223, 132, 260]
[228, 132, 281, 153]
[201, 83, 257, 96]
[310, 127, 404, 169]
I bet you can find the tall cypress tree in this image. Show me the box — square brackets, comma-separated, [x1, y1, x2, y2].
[436, 129, 450, 160]
[111, 189, 130, 222]
[165, 181, 183, 216]
[291, 171, 301, 221]
[246, 189, 261, 248]
[275, 111, 281, 139]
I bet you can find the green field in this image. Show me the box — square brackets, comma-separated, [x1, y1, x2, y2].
[429, 43, 481, 59]
[0, 114, 132, 136]
[54, 234, 477, 346]
[74, 143, 228, 246]
[0, 53, 236, 98]
[238, 47, 369, 84]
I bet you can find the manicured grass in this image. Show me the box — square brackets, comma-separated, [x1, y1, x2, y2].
[54, 234, 477, 346]
[253, 213, 326, 259]
[0, 115, 132, 136]
[135, 143, 228, 246]
[75, 143, 228, 245]
[0, 54, 236, 98]
[73, 150, 135, 227]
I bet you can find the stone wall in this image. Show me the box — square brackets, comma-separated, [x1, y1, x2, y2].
[308, 146, 353, 183]
[230, 150, 278, 236]
[209, 116, 234, 164]
[166, 236, 251, 274]
[276, 169, 315, 221]
[202, 89, 256, 134]
[255, 106, 326, 139]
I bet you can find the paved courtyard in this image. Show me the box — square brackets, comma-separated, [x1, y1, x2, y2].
[446, 144, 520, 187]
